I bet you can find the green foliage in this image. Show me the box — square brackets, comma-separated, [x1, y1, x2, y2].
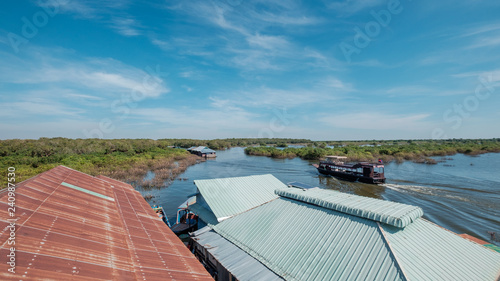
[245, 139, 500, 162]
[168, 138, 311, 149]
[2, 137, 499, 188]
[0, 138, 190, 188]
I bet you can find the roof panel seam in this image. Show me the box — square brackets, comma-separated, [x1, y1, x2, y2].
[377, 222, 409, 281]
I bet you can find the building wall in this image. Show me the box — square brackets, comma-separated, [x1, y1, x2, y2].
[191, 240, 235, 281]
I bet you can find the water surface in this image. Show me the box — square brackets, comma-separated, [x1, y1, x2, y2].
[139, 147, 500, 245]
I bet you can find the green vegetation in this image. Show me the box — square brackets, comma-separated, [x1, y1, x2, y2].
[0, 138, 200, 189]
[2, 138, 499, 189]
[276, 142, 288, 148]
[245, 139, 500, 162]
[169, 138, 310, 150]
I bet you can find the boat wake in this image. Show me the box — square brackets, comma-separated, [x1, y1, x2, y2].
[382, 183, 471, 202]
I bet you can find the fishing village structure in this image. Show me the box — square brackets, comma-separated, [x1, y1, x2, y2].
[0, 166, 212, 281]
[187, 175, 500, 281]
[187, 146, 217, 158]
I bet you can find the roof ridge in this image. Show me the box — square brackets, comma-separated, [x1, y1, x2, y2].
[194, 173, 274, 183]
[276, 188, 423, 228]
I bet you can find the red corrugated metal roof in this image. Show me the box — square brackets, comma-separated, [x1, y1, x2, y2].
[0, 166, 212, 280]
[458, 233, 489, 245]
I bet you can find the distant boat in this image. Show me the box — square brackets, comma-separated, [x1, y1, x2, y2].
[313, 156, 386, 184]
[187, 146, 217, 158]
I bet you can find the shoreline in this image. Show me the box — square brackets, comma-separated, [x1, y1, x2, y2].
[244, 145, 500, 164]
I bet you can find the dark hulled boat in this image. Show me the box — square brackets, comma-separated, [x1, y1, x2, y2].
[313, 156, 386, 184]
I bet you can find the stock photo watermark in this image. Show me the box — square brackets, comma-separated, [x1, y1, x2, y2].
[432, 73, 496, 139]
[82, 65, 167, 138]
[6, 167, 17, 274]
[339, 0, 410, 63]
[258, 107, 294, 139]
[8, 0, 68, 53]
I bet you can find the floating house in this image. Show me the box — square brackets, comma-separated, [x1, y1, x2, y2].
[0, 166, 212, 281]
[191, 174, 285, 223]
[188, 175, 500, 281]
[187, 146, 217, 158]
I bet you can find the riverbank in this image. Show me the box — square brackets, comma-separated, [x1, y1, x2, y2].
[2, 138, 499, 188]
[0, 138, 203, 188]
[148, 147, 500, 247]
[245, 139, 500, 163]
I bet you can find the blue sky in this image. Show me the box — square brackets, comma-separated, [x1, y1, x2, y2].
[1, 0, 499, 140]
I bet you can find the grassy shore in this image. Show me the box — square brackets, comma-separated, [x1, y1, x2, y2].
[2, 138, 499, 188]
[0, 138, 202, 189]
[245, 139, 500, 163]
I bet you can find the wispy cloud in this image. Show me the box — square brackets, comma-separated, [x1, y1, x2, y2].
[249, 10, 321, 25]
[325, 0, 386, 16]
[109, 16, 141, 36]
[130, 106, 263, 135]
[458, 22, 500, 38]
[209, 79, 350, 109]
[150, 38, 172, 51]
[317, 77, 355, 92]
[0, 48, 169, 98]
[466, 37, 500, 49]
[36, 0, 141, 36]
[319, 112, 431, 131]
[64, 93, 104, 101]
[157, 0, 325, 71]
[0, 99, 85, 118]
[37, 0, 130, 18]
[246, 34, 291, 50]
[0, 119, 101, 139]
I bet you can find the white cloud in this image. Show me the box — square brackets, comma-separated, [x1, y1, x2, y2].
[130, 106, 263, 132]
[319, 112, 431, 131]
[151, 38, 172, 51]
[246, 34, 291, 50]
[0, 119, 101, 139]
[384, 86, 433, 97]
[0, 49, 169, 99]
[325, 0, 386, 15]
[466, 37, 500, 49]
[318, 77, 354, 92]
[0, 99, 85, 117]
[36, 0, 141, 37]
[64, 93, 104, 101]
[155, 0, 326, 72]
[38, 0, 130, 18]
[110, 17, 141, 36]
[458, 22, 500, 38]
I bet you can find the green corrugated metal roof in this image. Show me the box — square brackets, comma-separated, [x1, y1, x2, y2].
[207, 184, 500, 281]
[382, 219, 500, 281]
[212, 197, 406, 281]
[194, 174, 285, 221]
[276, 188, 423, 228]
[192, 227, 284, 281]
[484, 244, 500, 253]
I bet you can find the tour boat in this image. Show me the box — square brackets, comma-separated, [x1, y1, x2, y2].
[313, 156, 386, 184]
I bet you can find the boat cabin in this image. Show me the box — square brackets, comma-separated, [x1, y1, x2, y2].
[324, 156, 348, 165]
[170, 197, 199, 235]
[315, 155, 386, 184]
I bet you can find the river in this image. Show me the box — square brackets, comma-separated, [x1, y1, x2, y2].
[138, 147, 500, 246]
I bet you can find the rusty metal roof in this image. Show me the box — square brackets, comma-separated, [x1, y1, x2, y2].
[0, 165, 212, 280]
